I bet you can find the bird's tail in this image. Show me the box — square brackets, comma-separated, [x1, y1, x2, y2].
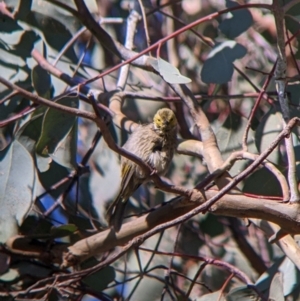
[106, 194, 127, 232]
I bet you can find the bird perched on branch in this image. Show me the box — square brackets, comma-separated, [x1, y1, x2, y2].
[106, 108, 178, 232]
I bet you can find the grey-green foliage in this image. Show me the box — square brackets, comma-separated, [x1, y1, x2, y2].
[0, 140, 37, 242]
[0, 1, 84, 245]
[1, 0, 300, 300]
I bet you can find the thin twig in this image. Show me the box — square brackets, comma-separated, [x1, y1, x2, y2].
[52, 18, 124, 67]
[0, 76, 97, 121]
[137, 0, 151, 50]
[242, 62, 276, 151]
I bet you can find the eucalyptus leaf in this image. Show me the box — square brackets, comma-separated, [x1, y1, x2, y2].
[255, 107, 282, 165]
[16, 112, 53, 172]
[219, 0, 253, 39]
[36, 96, 79, 157]
[15, 0, 33, 20]
[15, 261, 51, 278]
[83, 266, 115, 291]
[20, 215, 53, 237]
[242, 168, 282, 198]
[24, 10, 78, 62]
[16, 113, 44, 154]
[269, 273, 284, 301]
[0, 30, 38, 59]
[50, 122, 77, 169]
[0, 140, 37, 243]
[278, 257, 299, 296]
[0, 47, 25, 67]
[255, 256, 300, 298]
[156, 58, 191, 84]
[32, 64, 52, 97]
[82, 258, 115, 292]
[0, 13, 22, 33]
[0, 90, 24, 121]
[11, 30, 39, 58]
[50, 224, 77, 238]
[216, 112, 256, 177]
[201, 41, 247, 84]
[38, 160, 70, 198]
[226, 285, 261, 301]
[255, 256, 284, 293]
[89, 138, 121, 221]
[195, 290, 225, 301]
[36, 154, 52, 172]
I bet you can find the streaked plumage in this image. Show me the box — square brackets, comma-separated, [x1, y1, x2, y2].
[106, 108, 178, 231]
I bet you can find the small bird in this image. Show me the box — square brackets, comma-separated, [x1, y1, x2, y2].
[106, 108, 178, 231]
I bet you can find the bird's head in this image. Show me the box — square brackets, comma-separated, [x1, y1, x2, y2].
[153, 108, 177, 135]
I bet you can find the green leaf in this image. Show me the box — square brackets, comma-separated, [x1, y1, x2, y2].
[15, 0, 33, 20]
[36, 96, 79, 157]
[20, 215, 53, 237]
[200, 213, 224, 238]
[255, 256, 300, 297]
[25, 10, 78, 62]
[5, 261, 51, 280]
[201, 41, 247, 84]
[287, 84, 300, 114]
[0, 140, 37, 243]
[269, 273, 284, 301]
[216, 112, 256, 177]
[0, 91, 24, 121]
[255, 256, 284, 293]
[195, 290, 225, 301]
[0, 30, 38, 60]
[68, 214, 98, 231]
[16, 112, 44, 153]
[285, 0, 300, 16]
[11, 30, 39, 58]
[0, 13, 22, 33]
[242, 167, 282, 198]
[51, 122, 77, 169]
[226, 285, 261, 301]
[16, 112, 53, 172]
[38, 160, 70, 198]
[0, 29, 36, 95]
[32, 64, 52, 97]
[36, 154, 52, 172]
[82, 258, 115, 292]
[50, 224, 77, 238]
[278, 257, 299, 296]
[154, 58, 191, 84]
[219, 0, 253, 39]
[255, 107, 282, 165]
[0, 47, 25, 67]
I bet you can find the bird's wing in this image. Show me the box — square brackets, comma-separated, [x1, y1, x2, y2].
[106, 163, 139, 231]
[119, 163, 136, 195]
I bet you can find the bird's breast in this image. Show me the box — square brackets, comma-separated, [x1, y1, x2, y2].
[148, 150, 169, 174]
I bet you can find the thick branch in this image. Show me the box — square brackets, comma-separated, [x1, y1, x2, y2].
[63, 189, 300, 266]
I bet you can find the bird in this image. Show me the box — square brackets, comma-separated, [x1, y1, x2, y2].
[106, 108, 178, 232]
